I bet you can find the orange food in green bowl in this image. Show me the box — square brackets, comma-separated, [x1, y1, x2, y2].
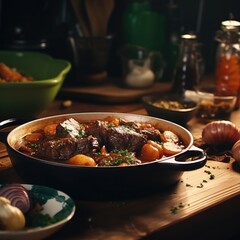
[0, 50, 71, 119]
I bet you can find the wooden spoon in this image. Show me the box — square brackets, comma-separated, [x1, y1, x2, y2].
[70, 0, 90, 36]
[85, 0, 115, 36]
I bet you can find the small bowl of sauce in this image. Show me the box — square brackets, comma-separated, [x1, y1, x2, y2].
[196, 88, 236, 120]
[142, 93, 198, 125]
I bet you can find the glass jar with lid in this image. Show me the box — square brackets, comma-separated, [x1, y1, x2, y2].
[171, 33, 203, 95]
[214, 20, 240, 107]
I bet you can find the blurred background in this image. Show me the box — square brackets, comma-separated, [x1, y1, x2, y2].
[0, 0, 239, 84]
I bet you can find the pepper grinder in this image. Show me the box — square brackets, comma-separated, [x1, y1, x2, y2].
[171, 33, 203, 95]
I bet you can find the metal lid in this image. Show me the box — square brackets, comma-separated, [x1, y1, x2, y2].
[181, 34, 197, 40]
[215, 20, 240, 42]
[221, 20, 240, 31]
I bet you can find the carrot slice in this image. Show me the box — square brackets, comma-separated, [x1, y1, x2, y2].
[44, 124, 58, 137]
[147, 140, 164, 159]
[140, 143, 159, 162]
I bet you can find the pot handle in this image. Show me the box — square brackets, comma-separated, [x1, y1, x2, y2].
[157, 145, 207, 171]
[0, 118, 30, 144]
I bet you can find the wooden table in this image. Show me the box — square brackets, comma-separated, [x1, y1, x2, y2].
[1, 83, 240, 240]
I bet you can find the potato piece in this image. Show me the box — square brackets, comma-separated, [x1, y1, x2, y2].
[24, 132, 43, 142]
[163, 142, 183, 156]
[162, 130, 179, 143]
[66, 154, 96, 166]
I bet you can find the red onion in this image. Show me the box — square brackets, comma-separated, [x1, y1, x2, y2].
[0, 184, 31, 214]
[202, 120, 240, 148]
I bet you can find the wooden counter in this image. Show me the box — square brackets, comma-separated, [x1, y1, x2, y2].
[1, 81, 240, 240]
[44, 160, 240, 240]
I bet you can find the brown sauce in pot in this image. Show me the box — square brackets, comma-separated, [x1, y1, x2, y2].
[18, 117, 186, 167]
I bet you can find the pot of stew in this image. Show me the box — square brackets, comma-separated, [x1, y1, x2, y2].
[0, 112, 206, 200]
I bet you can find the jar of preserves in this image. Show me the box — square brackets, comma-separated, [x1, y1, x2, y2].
[171, 33, 203, 95]
[214, 20, 240, 107]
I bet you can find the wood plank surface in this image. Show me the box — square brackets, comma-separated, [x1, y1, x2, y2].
[0, 142, 11, 170]
[48, 160, 240, 240]
[1, 87, 240, 239]
[59, 82, 171, 103]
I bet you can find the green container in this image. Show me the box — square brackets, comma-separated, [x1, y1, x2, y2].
[0, 50, 71, 119]
[122, 0, 165, 52]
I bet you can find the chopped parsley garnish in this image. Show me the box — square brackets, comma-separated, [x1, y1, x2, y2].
[123, 125, 134, 130]
[178, 202, 185, 208]
[171, 206, 178, 214]
[77, 129, 87, 138]
[96, 149, 138, 166]
[29, 143, 38, 149]
[209, 174, 215, 180]
[111, 149, 129, 156]
[170, 202, 186, 214]
[197, 183, 204, 188]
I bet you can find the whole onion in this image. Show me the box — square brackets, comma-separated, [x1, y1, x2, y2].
[232, 139, 240, 166]
[202, 120, 240, 148]
[0, 184, 32, 214]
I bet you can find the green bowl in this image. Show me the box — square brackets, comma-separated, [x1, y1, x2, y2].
[0, 50, 71, 119]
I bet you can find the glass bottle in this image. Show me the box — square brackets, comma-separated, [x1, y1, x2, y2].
[171, 33, 202, 95]
[164, 0, 181, 81]
[214, 20, 240, 107]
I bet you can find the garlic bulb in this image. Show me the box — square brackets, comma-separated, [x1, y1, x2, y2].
[0, 197, 25, 231]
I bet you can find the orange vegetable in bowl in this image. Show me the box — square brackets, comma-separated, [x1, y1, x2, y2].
[66, 154, 96, 166]
[140, 143, 160, 162]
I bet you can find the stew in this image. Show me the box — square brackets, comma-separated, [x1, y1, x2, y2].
[18, 117, 186, 167]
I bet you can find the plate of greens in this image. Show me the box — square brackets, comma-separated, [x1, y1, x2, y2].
[0, 183, 75, 240]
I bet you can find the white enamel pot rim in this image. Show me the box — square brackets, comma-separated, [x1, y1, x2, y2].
[1, 112, 206, 170]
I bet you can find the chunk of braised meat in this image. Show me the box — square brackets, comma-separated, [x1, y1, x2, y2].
[103, 125, 147, 152]
[36, 136, 99, 160]
[119, 118, 140, 129]
[139, 128, 162, 142]
[54, 118, 160, 154]
[55, 118, 84, 138]
[84, 120, 106, 146]
[119, 119, 162, 142]
[85, 119, 153, 152]
[84, 120, 147, 152]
